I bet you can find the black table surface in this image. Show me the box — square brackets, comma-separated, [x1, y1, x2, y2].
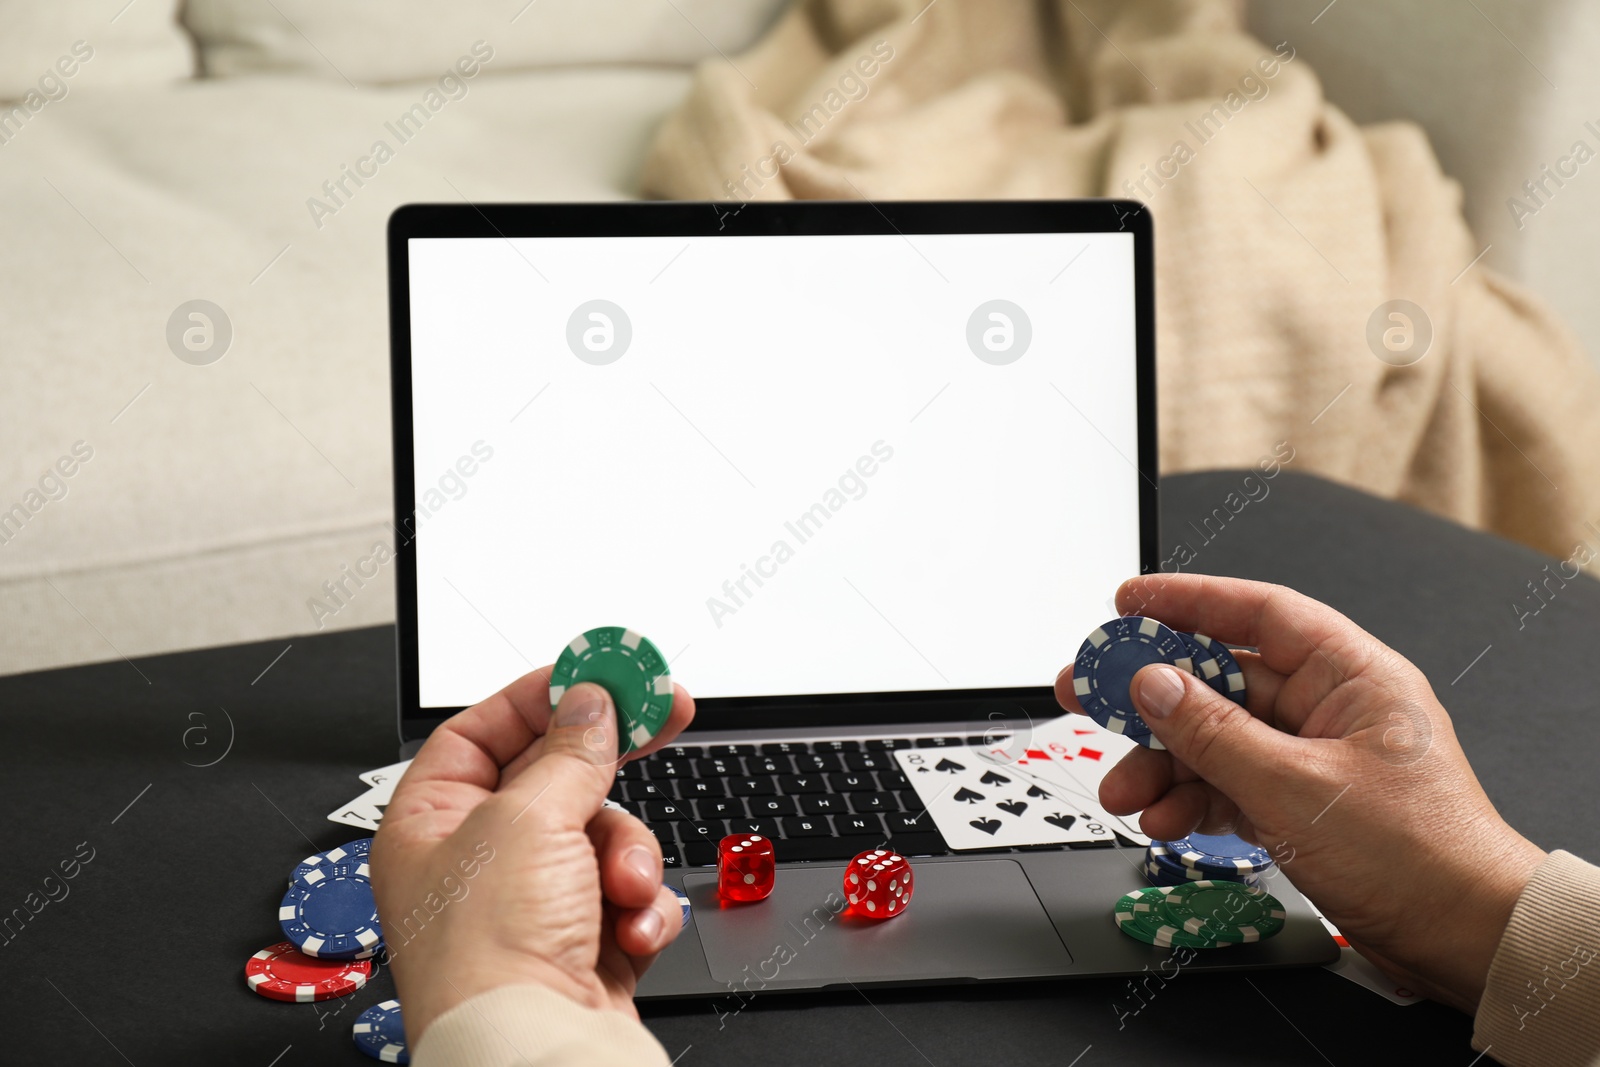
[3, 470, 1596, 1066]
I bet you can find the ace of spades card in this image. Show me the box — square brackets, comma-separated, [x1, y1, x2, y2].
[893, 748, 1116, 850]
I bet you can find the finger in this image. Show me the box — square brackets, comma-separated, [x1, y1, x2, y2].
[1097, 745, 1173, 815]
[1130, 663, 1305, 806]
[498, 682, 619, 830]
[1137, 779, 1213, 841]
[590, 807, 663, 911]
[1115, 573, 1382, 679]
[612, 885, 684, 958]
[399, 665, 557, 799]
[1056, 654, 1286, 724]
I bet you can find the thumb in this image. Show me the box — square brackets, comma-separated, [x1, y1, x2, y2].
[1131, 663, 1297, 801]
[503, 682, 620, 829]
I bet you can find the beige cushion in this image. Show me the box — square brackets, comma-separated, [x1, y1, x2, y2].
[0, 0, 192, 102]
[0, 65, 690, 676]
[182, 0, 787, 82]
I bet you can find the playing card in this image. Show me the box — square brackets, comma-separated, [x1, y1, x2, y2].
[1303, 897, 1422, 1005]
[327, 777, 397, 831]
[894, 747, 1118, 850]
[359, 760, 412, 788]
[969, 716, 1151, 844]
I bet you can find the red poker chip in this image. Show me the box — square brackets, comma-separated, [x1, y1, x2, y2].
[245, 940, 372, 1003]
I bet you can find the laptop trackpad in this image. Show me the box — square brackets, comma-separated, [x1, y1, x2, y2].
[685, 859, 1072, 987]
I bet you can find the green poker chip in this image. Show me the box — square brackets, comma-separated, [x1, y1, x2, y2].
[1113, 887, 1229, 950]
[1158, 880, 1286, 943]
[550, 627, 673, 755]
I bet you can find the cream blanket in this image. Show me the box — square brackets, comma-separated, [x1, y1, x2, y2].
[641, 0, 1600, 567]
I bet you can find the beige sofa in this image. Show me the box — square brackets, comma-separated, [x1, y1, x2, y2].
[2, 0, 1593, 676]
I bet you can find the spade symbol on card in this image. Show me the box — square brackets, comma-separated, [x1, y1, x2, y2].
[996, 799, 1028, 817]
[1025, 784, 1055, 799]
[969, 817, 1002, 835]
[979, 770, 1011, 787]
[1043, 812, 1077, 831]
[952, 787, 985, 804]
[934, 758, 966, 774]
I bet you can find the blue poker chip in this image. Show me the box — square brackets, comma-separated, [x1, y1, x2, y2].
[1173, 632, 1222, 690]
[1144, 848, 1262, 887]
[1168, 832, 1273, 875]
[1188, 633, 1247, 704]
[1074, 617, 1185, 749]
[279, 857, 383, 959]
[667, 883, 691, 928]
[352, 999, 409, 1064]
[290, 838, 373, 888]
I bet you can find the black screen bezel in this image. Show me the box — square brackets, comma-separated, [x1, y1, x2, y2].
[388, 200, 1159, 743]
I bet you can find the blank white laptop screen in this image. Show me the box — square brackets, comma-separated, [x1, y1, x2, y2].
[407, 232, 1140, 708]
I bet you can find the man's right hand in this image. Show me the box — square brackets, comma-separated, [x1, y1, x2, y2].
[1054, 573, 1545, 1012]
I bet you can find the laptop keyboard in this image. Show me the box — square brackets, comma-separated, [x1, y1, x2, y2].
[609, 735, 1120, 868]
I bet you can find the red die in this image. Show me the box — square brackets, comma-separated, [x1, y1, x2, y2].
[717, 834, 775, 902]
[844, 849, 913, 919]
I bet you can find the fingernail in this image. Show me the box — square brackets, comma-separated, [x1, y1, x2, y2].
[555, 686, 609, 731]
[636, 906, 663, 943]
[625, 844, 657, 884]
[1136, 665, 1186, 719]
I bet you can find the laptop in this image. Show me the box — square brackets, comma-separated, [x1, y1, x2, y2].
[385, 200, 1338, 998]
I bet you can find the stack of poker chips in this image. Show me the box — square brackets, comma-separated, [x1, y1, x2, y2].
[242, 837, 413, 1064]
[1143, 832, 1275, 888]
[1115, 880, 1287, 949]
[1074, 618, 1247, 749]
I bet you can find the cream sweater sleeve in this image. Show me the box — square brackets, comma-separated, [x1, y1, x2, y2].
[413, 985, 671, 1067]
[1474, 850, 1600, 1067]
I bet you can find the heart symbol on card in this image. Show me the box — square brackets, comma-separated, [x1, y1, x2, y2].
[1044, 812, 1077, 831]
[1025, 785, 1055, 799]
[935, 758, 966, 773]
[996, 799, 1028, 817]
[969, 817, 1002, 835]
[952, 787, 985, 804]
[979, 770, 1011, 786]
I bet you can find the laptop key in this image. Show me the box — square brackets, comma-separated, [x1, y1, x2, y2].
[778, 773, 827, 794]
[623, 780, 673, 802]
[836, 814, 884, 836]
[726, 817, 781, 838]
[607, 782, 627, 803]
[747, 795, 799, 817]
[966, 734, 1011, 746]
[774, 837, 863, 862]
[841, 752, 893, 772]
[794, 753, 845, 773]
[780, 816, 833, 837]
[707, 743, 757, 757]
[885, 811, 935, 834]
[828, 772, 874, 793]
[661, 848, 687, 869]
[615, 762, 645, 781]
[679, 821, 718, 843]
[696, 798, 745, 820]
[664, 745, 704, 759]
[747, 755, 790, 775]
[914, 736, 964, 748]
[813, 739, 864, 752]
[866, 737, 912, 750]
[729, 777, 778, 796]
[850, 792, 898, 814]
[681, 841, 718, 867]
[878, 769, 912, 791]
[648, 759, 690, 778]
[759, 741, 810, 755]
[692, 757, 739, 778]
[798, 795, 845, 815]
[643, 800, 690, 821]
[678, 778, 727, 800]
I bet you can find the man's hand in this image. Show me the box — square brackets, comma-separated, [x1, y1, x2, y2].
[1056, 574, 1544, 1012]
[370, 667, 695, 1042]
